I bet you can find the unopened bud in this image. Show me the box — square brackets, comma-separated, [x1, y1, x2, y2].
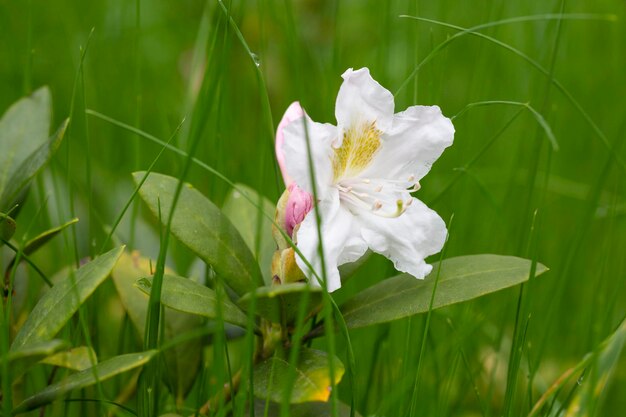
[271, 247, 307, 285]
[285, 183, 313, 236]
[272, 183, 313, 250]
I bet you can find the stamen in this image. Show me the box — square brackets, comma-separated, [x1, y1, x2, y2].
[336, 176, 418, 219]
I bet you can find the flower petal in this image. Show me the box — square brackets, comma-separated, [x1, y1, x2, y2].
[295, 189, 367, 292]
[285, 183, 313, 237]
[335, 68, 395, 141]
[359, 197, 447, 279]
[275, 102, 305, 187]
[360, 105, 454, 182]
[282, 113, 337, 199]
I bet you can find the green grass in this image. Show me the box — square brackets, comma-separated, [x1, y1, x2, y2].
[1, 0, 625, 416]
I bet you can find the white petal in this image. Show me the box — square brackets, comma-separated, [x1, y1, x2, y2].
[360, 105, 454, 182]
[335, 68, 395, 141]
[359, 198, 447, 279]
[275, 101, 305, 187]
[282, 114, 337, 199]
[295, 189, 367, 292]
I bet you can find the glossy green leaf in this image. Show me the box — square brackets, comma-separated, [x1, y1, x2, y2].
[10, 246, 125, 351]
[133, 171, 262, 296]
[0, 87, 51, 207]
[249, 399, 361, 417]
[238, 283, 322, 323]
[12, 350, 157, 414]
[3, 339, 68, 380]
[0, 212, 16, 245]
[111, 250, 204, 401]
[39, 346, 97, 371]
[0, 118, 68, 210]
[136, 275, 250, 329]
[341, 254, 548, 329]
[6, 217, 78, 271]
[253, 348, 345, 404]
[222, 183, 276, 285]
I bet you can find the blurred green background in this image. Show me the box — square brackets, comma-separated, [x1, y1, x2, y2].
[1, 0, 625, 415]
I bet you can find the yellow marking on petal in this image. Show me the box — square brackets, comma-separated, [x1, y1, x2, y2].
[332, 121, 381, 180]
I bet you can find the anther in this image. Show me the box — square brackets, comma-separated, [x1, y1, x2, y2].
[409, 183, 420, 192]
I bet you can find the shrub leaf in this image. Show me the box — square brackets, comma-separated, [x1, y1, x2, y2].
[253, 348, 345, 404]
[341, 254, 548, 329]
[12, 350, 157, 414]
[133, 172, 262, 296]
[10, 246, 125, 350]
[136, 274, 250, 329]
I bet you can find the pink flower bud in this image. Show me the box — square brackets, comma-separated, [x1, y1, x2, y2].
[285, 183, 313, 236]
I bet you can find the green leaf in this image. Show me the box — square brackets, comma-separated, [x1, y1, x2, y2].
[529, 318, 626, 417]
[0, 118, 69, 210]
[111, 250, 204, 401]
[12, 350, 157, 414]
[133, 171, 262, 296]
[39, 346, 97, 371]
[6, 217, 78, 271]
[238, 283, 322, 324]
[0, 87, 51, 206]
[253, 348, 345, 404]
[10, 246, 125, 351]
[111, 251, 156, 337]
[338, 250, 370, 282]
[3, 339, 68, 380]
[222, 183, 276, 285]
[23, 217, 78, 256]
[340, 254, 548, 329]
[0, 212, 16, 245]
[564, 318, 626, 416]
[136, 275, 250, 329]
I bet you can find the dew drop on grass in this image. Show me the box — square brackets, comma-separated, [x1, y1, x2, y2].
[251, 53, 261, 67]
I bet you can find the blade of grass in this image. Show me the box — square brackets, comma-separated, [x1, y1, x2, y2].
[139, 3, 231, 414]
[398, 14, 626, 176]
[452, 101, 557, 151]
[279, 2, 348, 416]
[98, 118, 185, 253]
[408, 214, 453, 417]
[428, 108, 525, 206]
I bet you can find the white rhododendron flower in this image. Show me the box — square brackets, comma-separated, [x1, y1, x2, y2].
[277, 67, 454, 292]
